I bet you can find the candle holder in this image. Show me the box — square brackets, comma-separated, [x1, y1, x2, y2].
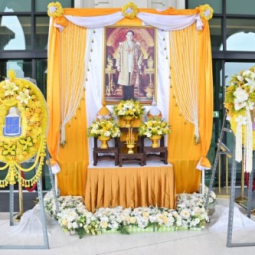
[126, 127, 135, 154]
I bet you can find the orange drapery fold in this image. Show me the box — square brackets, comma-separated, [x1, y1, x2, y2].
[85, 165, 175, 212]
[63, 8, 199, 17]
[47, 22, 61, 162]
[47, 22, 89, 196]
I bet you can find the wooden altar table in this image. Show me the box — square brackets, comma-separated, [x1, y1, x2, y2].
[85, 162, 175, 212]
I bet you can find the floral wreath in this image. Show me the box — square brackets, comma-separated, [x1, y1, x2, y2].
[122, 2, 138, 19]
[0, 71, 48, 188]
[198, 4, 214, 21]
[224, 67, 255, 173]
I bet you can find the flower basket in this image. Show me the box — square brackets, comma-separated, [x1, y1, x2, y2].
[138, 119, 171, 147]
[87, 119, 120, 143]
[113, 100, 144, 127]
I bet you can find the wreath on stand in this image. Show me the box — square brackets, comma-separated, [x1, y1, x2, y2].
[224, 67, 255, 188]
[0, 70, 48, 188]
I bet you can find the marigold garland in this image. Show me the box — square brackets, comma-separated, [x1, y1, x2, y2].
[0, 71, 48, 188]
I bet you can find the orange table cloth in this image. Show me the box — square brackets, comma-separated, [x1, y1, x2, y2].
[85, 163, 175, 212]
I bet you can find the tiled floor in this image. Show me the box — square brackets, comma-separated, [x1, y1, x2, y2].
[1, 198, 255, 255]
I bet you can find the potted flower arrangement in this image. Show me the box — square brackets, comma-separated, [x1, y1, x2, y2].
[138, 118, 171, 148]
[224, 67, 255, 172]
[88, 119, 120, 148]
[113, 99, 144, 127]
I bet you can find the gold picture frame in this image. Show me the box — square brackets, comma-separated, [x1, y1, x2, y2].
[103, 26, 157, 105]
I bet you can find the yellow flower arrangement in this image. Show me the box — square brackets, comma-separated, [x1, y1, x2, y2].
[113, 100, 144, 119]
[88, 119, 120, 138]
[138, 119, 171, 138]
[47, 2, 64, 18]
[198, 4, 214, 21]
[122, 2, 138, 19]
[0, 71, 48, 187]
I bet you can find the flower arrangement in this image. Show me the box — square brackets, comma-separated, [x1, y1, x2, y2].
[225, 67, 255, 116]
[224, 67, 255, 172]
[113, 99, 144, 119]
[44, 191, 210, 239]
[198, 4, 214, 21]
[0, 70, 48, 188]
[138, 119, 171, 138]
[122, 2, 138, 19]
[87, 119, 120, 138]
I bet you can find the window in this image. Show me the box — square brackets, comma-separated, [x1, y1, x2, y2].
[186, 0, 255, 188]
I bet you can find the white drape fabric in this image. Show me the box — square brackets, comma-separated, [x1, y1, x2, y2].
[65, 12, 124, 29]
[137, 13, 203, 31]
[55, 12, 203, 32]
[85, 29, 170, 161]
[85, 28, 104, 161]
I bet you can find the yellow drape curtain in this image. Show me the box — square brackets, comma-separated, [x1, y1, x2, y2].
[168, 21, 213, 193]
[47, 22, 88, 196]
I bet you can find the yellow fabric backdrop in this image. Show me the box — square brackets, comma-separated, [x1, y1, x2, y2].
[168, 21, 213, 193]
[47, 8, 213, 197]
[47, 22, 88, 196]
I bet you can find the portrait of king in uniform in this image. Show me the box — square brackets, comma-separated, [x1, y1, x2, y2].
[104, 26, 156, 105]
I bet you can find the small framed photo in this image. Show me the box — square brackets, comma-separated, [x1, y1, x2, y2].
[103, 26, 157, 105]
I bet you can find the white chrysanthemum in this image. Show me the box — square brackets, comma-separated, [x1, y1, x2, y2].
[180, 209, 191, 219]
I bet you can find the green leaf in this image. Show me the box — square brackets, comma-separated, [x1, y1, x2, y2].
[75, 228, 86, 239]
[117, 226, 130, 235]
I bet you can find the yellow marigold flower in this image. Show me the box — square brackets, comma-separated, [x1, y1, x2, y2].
[122, 2, 138, 19]
[199, 4, 214, 21]
[47, 2, 64, 18]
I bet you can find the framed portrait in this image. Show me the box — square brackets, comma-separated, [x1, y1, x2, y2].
[103, 26, 157, 105]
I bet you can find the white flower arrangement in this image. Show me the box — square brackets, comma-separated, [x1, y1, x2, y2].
[44, 190, 212, 238]
[224, 67, 255, 172]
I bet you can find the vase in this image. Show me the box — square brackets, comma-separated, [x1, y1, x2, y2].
[98, 136, 111, 149]
[122, 115, 134, 127]
[149, 135, 162, 148]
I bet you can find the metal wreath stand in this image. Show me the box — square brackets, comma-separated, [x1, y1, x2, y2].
[205, 112, 255, 247]
[0, 148, 59, 250]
